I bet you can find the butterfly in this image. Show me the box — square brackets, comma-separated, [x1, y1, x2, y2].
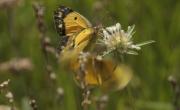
[54, 5, 95, 54]
[70, 54, 132, 91]
[54, 6, 132, 91]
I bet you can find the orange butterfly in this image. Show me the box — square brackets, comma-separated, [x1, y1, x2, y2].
[54, 6, 132, 91]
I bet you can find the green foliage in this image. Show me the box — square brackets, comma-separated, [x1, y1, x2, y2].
[0, 0, 179, 110]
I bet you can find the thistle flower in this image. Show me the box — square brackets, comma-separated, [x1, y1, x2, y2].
[99, 23, 155, 56]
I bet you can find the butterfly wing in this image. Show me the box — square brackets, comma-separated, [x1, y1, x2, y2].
[70, 55, 102, 87]
[70, 55, 132, 90]
[54, 6, 93, 52]
[98, 62, 132, 91]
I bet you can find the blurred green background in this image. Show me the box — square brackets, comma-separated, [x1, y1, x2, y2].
[0, 0, 180, 110]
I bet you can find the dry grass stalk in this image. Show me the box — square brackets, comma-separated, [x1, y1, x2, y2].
[0, 0, 20, 9]
[0, 105, 17, 110]
[33, 1, 64, 103]
[0, 79, 16, 110]
[168, 75, 180, 110]
[77, 53, 92, 110]
[29, 98, 38, 110]
[82, 89, 91, 110]
[0, 58, 33, 73]
[33, 2, 56, 82]
[95, 95, 109, 110]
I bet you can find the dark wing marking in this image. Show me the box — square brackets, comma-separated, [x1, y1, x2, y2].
[54, 5, 73, 52]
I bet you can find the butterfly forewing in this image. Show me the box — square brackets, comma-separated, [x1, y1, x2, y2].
[54, 6, 93, 52]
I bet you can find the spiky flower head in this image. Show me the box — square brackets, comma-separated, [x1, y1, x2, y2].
[99, 23, 155, 56]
